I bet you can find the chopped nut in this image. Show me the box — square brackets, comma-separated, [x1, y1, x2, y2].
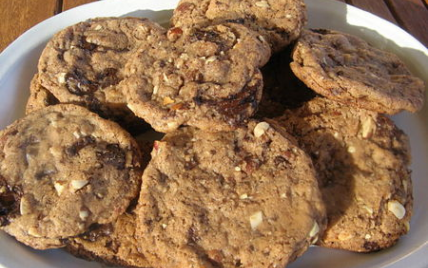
[254, 122, 270, 138]
[285, 14, 292, 19]
[338, 232, 353, 241]
[402, 180, 408, 193]
[387, 200, 406, 219]
[365, 234, 372, 239]
[161, 223, 167, 229]
[250, 211, 263, 230]
[180, 53, 189, 60]
[309, 222, 319, 237]
[57, 73, 67, 84]
[71, 180, 89, 191]
[153, 85, 159, 95]
[28, 227, 42, 237]
[255, 1, 270, 8]
[404, 221, 410, 232]
[163, 73, 170, 83]
[163, 96, 175, 105]
[79, 210, 89, 220]
[20, 197, 31, 215]
[234, 166, 241, 172]
[73, 131, 81, 138]
[54, 181, 66, 196]
[239, 193, 248, 199]
[94, 25, 103, 30]
[333, 132, 339, 138]
[347, 146, 356, 153]
[360, 117, 376, 138]
[362, 205, 373, 215]
[280, 193, 287, 198]
[167, 122, 178, 129]
[257, 35, 267, 43]
[205, 56, 217, 63]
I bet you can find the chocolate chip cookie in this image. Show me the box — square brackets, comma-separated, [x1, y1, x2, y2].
[0, 104, 142, 249]
[290, 29, 425, 114]
[136, 121, 326, 268]
[275, 97, 412, 252]
[37, 17, 160, 133]
[171, 0, 307, 52]
[123, 23, 271, 132]
[65, 134, 155, 267]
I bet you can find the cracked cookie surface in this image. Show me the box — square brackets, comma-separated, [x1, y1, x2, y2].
[0, 104, 142, 249]
[274, 97, 413, 252]
[135, 121, 326, 268]
[291, 29, 425, 114]
[37, 17, 157, 133]
[123, 23, 270, 132]
[171, 0, 307, 52]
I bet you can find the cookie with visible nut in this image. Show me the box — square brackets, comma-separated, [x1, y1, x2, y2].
[65, 134, 155, 267]
[0, 104, 142, 249]
[37, 17, 158, 133]
[274, 97, 413, 252]
[123, 23, 270, 132]
[290, 29, 425, 114]
[65, 207, 151, 268]
[171, 0, 307, 52]
[135, 121, 326, 268]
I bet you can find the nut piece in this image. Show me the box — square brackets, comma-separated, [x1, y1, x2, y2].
[163, 97, 175, 105]
[71, 180, 89, 191]
[28, 227, 42, 237]
[338, 232, 353, 241]
[347, 146, 356, 153]
[254, 122, 270, 138]
[362, 205, 373, 215]
[19, 197, 31, 215]
[360, 117, 376, 138]
[57, 73, 67, 84]
[54, 181, 66, 196]
[255, 1, 270, 8]
[250, 211, 263, 230]
[239, 193, 248, 200]
[388, 200, 406, 219]
[309, 221, 319, 238]
[79, 210, 89, 221]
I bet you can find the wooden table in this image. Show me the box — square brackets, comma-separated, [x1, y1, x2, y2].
[0, 0, 427, 52]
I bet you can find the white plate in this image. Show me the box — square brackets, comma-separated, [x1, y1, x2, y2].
[0, 0, 427, 267]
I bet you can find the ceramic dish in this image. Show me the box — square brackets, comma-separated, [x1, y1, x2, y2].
[0, 0, 427, 267]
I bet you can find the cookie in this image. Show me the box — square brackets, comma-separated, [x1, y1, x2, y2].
[123, 23, 271, 132]
[37, 17, 159, 133]
[65, 133, 155, 268]
[290, 29, 425, 114]
[257, 47, 315, 118]
[0, 104, 142, 249]
[25, 74, 59, 114]
[171, 0, 307, 52]
[274, 97, 412, 252]
[65, 206, 150, 268]
[136, 121, 326, 268]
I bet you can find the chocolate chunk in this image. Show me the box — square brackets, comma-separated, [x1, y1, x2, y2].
[66, 136, 96, 156]
[96, 144, 126, 170]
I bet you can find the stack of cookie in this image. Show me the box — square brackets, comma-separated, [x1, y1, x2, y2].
[0, 0, 425, 267]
